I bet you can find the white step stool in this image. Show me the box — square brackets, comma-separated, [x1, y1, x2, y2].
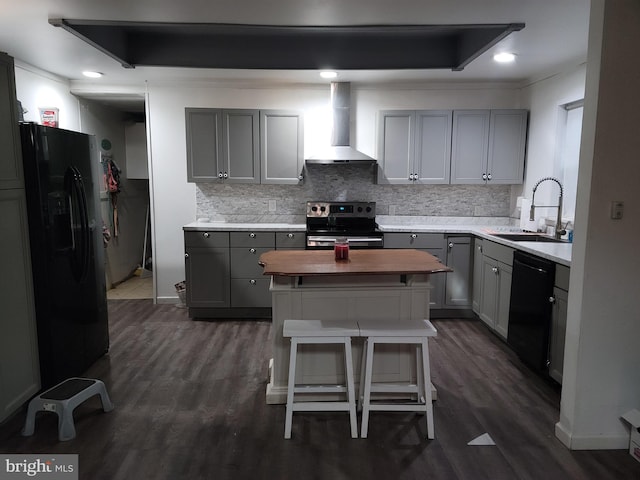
[358, 319, 437, 439]
[283, 319, 359, 439]
[22, 377, 114, 441]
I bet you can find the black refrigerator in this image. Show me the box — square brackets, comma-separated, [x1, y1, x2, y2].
[20, 122, 109, 391]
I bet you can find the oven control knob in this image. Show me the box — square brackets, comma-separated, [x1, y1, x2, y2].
[357, 206, 363, 212]
[366, 206, 372, 212]
[311, 206, 318, 212]
[320, 206, 326, 212]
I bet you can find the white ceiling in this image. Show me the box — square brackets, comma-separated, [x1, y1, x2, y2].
[0, 0, 590, 109]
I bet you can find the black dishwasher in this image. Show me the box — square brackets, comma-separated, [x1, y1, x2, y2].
[507, 250, 556, 372]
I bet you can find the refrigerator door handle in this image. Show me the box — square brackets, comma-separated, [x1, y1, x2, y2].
[65, 166, 91, 283]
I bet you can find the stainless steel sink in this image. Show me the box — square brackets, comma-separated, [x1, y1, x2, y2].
[491, 233, 568, 243]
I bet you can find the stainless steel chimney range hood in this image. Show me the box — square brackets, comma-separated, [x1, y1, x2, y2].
[305, 82, 376, 165]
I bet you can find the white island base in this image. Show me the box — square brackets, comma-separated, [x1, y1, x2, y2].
[265, 273, 436, 404]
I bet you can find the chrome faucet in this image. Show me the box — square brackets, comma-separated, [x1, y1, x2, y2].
[529, 176, 566, 239]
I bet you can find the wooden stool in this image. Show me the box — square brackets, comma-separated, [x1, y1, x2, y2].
[358, 319, 437, 439]
[22, 378, 114, 441]
[283, 319, 359, 439]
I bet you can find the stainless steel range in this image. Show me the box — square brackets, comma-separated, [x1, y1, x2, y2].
[305, 201, 384, 249]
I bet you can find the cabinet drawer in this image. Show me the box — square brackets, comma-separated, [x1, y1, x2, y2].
[185, 231, 229, 248]
[275, 231, 305, 249]
[384, 232, 444, 249]
[230, 278, 272, 308]
[555, 264, 570, 291]
[230, 246, 271, 277]
[482, 240, 514, 266]
[230, 231, 275, 247]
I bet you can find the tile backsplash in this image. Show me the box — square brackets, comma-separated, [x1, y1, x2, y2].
[196, 164, 512, 223]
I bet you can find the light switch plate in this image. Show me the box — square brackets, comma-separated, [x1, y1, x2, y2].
[611, 201, 624, 220]
[268, 200, 276, 212]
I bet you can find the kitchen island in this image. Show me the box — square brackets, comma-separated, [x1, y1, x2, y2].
[259, 249, 451, 404]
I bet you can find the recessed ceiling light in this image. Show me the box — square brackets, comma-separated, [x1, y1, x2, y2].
[493, 52, 516, 63]
[82, 71, 104, 78]
[320, 71, 338, 79]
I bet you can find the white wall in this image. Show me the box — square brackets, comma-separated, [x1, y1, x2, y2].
[517, 65, 586, 220]
[555, 0, 640, 450]
[14, 62, 80, 131]
[146, 81, 523, 301]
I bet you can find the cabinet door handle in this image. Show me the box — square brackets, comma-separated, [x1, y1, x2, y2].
[482, 173, 487, 180]
[218, 172, 223, 178]
[410, 234, 418, 239]
[223, 172, 228, 178]
[487, 173, 492, 180]
[249, 248, 256, 254]
[549, 296, 556, 304]
[492, 266, 499, 274]
[250, 233, 256, 238]
[287, 233, 294, 238]
[298, 174, 304, 181]
[448, 242, 454, 248]
[249, 279, 257, 285]
[203, 232, 210, 238]
[477, 245, 482, 252]
[185, 253, 189, 259]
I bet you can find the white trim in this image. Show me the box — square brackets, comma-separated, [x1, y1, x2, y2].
[555, 421, 629, 450]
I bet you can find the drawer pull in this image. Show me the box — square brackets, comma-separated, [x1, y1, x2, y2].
[203, 232, 210, 238]
[287, 233, 294, 238]
[410, 234, 417, 239]
[249, 279, 257, 285]
[250, 233, 256, 238]
[184, 253, 189, 259]
[249, 248, 256, 254]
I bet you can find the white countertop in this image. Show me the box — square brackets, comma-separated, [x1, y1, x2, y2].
[183, 222, 306, 232]
[183, 220, 572, 266]
[378, 223, 572, 266]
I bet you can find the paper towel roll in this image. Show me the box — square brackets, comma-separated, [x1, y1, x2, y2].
[519, 199, 538, 232]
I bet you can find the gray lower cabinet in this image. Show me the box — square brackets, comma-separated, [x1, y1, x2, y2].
[383, 232, 445, 308]
[185, 229, 305, 317]
[377, 110, 452, 184]
[477, 240, 514, 340]
[444, 236, 472, 308]
[451, 109, 527, 185]
[0, 190, 41, 423]
[185, 231, 231, 308]
[186, 108, 303, 185]
[549, 264, 570, 384]
[229, 231, 275, 308]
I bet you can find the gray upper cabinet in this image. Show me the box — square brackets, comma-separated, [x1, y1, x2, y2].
[260, 110, 304, 184]
[415, 110, 452, 184]
[222, 109, 260, 184]
[377, 110, 452, 184]
[186, 108, 222, 182]
[0, 53, 23, 190]
[451, 110, 491, 184]
[451, 109, 527, 185]
[487, 110, 528, 184]
[186, 108, 260, 183]
[377, 111, 414, 184]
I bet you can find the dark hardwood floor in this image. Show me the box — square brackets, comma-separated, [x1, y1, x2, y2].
[1, 300, 638, 479]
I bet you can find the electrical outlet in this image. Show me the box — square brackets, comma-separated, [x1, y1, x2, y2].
[611, 201, 624, 220]
[268, 200, 276, 212]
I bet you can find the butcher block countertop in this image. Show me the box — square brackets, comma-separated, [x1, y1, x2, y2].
[259, 249, 452, 277]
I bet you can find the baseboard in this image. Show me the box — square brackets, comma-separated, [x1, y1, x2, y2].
[555, 421, 629, 450]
